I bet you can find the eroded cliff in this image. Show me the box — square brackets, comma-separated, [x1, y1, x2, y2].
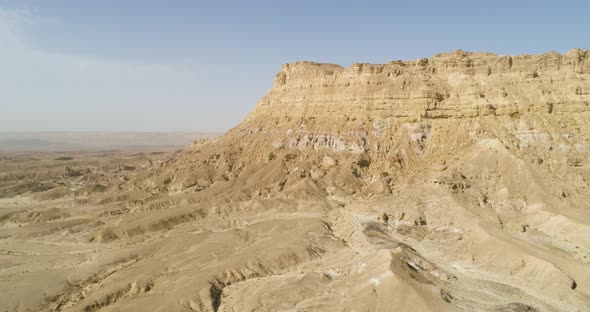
[253, 49, 589, 119]
[2, 50, 590, 312]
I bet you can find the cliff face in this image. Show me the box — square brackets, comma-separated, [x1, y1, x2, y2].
[153, 50, 590, 195]
[252, 49, 590, 120]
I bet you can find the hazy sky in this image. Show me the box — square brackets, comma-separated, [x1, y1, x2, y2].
[1, 1, 588, 132]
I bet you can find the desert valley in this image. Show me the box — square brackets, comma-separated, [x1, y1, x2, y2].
[1, 49, 590, 312]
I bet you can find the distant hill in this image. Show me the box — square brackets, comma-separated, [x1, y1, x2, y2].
[0, 131, 221, 152]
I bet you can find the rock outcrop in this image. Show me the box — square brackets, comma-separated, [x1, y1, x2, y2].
[147, 49, 590, 199]
[122, 50, 590, 311]
[252, 49, 589, 120]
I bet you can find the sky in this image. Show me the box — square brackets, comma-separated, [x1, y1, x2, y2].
[0, 1, 588, 132]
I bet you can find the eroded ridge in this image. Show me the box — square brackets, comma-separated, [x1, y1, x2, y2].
[1, 50, 590, 311]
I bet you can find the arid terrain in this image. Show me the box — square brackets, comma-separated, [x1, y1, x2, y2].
[1, 50, 590, 312]
[0, 132, 218, 153]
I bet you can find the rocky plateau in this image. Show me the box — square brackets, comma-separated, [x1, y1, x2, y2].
[1, 49, 590, 312]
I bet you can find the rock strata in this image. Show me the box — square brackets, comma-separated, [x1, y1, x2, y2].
[251, 49, 590, 121]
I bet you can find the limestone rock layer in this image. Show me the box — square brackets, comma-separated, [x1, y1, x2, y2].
[251, 49, 590, 120]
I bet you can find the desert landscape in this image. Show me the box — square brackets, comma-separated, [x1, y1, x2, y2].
[1, 49, 589, 311]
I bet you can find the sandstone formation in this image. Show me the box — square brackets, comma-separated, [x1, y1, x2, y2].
[1, 50, 590, 312]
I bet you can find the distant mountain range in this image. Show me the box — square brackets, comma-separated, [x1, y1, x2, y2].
[0, 131, 221, 152]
